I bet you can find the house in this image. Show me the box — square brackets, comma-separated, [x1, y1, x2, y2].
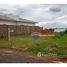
[0, 15, 36, 26]
[0, 15, 43, 36]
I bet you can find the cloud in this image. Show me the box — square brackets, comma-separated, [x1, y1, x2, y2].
[49, 7, 61, 13]
[21, 4, 67, 23]
[0, 4, 67, 28]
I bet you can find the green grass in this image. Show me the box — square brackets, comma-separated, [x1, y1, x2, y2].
[0, 33, 67, 55]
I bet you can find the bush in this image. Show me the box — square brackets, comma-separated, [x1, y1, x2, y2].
[49, 28, 54, 32]
[64, 29, 67, 34]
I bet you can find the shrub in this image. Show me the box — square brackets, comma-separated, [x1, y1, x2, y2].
[64, 29, 67, 34]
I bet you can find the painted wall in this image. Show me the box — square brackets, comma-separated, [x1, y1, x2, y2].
[0, 21, 16, 25]
[16, 22, 35, 26]
[0, 21, 35, 26]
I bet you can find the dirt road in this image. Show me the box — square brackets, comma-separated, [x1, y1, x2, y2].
[0, 48, 66, 63]
[0, 48, 53, 63]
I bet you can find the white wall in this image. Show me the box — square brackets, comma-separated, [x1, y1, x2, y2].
[0, 21, 35, 26]
[17, 22, 35, 26]
[0, 21, 16, 25]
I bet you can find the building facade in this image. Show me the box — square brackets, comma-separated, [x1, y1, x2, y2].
[0, 15, 43, 36]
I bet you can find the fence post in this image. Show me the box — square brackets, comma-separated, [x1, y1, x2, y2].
[7, 27, 10, 41]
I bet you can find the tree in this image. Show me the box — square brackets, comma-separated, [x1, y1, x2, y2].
[64, 29, 67, 34]
[49, 28, 54, 32]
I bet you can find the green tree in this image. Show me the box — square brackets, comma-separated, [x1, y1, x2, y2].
[64, 29, 67, 34]
[49, 28, 54, 32]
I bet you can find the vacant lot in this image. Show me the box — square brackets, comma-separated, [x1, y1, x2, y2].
[0, 33, 67, 55]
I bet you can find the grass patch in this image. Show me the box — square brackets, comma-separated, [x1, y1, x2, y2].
[0, 33, 67, 55]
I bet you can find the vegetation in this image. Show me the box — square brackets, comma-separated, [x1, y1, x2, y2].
[0, 32, 67, 55]
[64, 29, 67, 34]
[49, 28, 54, 32]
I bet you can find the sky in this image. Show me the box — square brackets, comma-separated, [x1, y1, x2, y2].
[0, 1, 67, 29]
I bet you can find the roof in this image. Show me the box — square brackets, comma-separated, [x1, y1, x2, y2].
[0, 15, 16, 22]
[18, 18, 36, 24]
[0, 15, 36, 24]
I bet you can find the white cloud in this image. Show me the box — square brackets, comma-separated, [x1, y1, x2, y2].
[0, 4, 67, 28]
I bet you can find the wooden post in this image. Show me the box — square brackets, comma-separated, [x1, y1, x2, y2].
[7, 27, 10, 41]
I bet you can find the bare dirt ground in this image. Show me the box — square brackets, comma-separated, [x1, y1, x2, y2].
[0, 48, 67, 63]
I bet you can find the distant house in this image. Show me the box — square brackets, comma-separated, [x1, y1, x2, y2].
[0, 15, 43, 36]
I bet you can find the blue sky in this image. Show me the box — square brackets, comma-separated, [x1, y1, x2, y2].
[0, 4, 67, 28]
